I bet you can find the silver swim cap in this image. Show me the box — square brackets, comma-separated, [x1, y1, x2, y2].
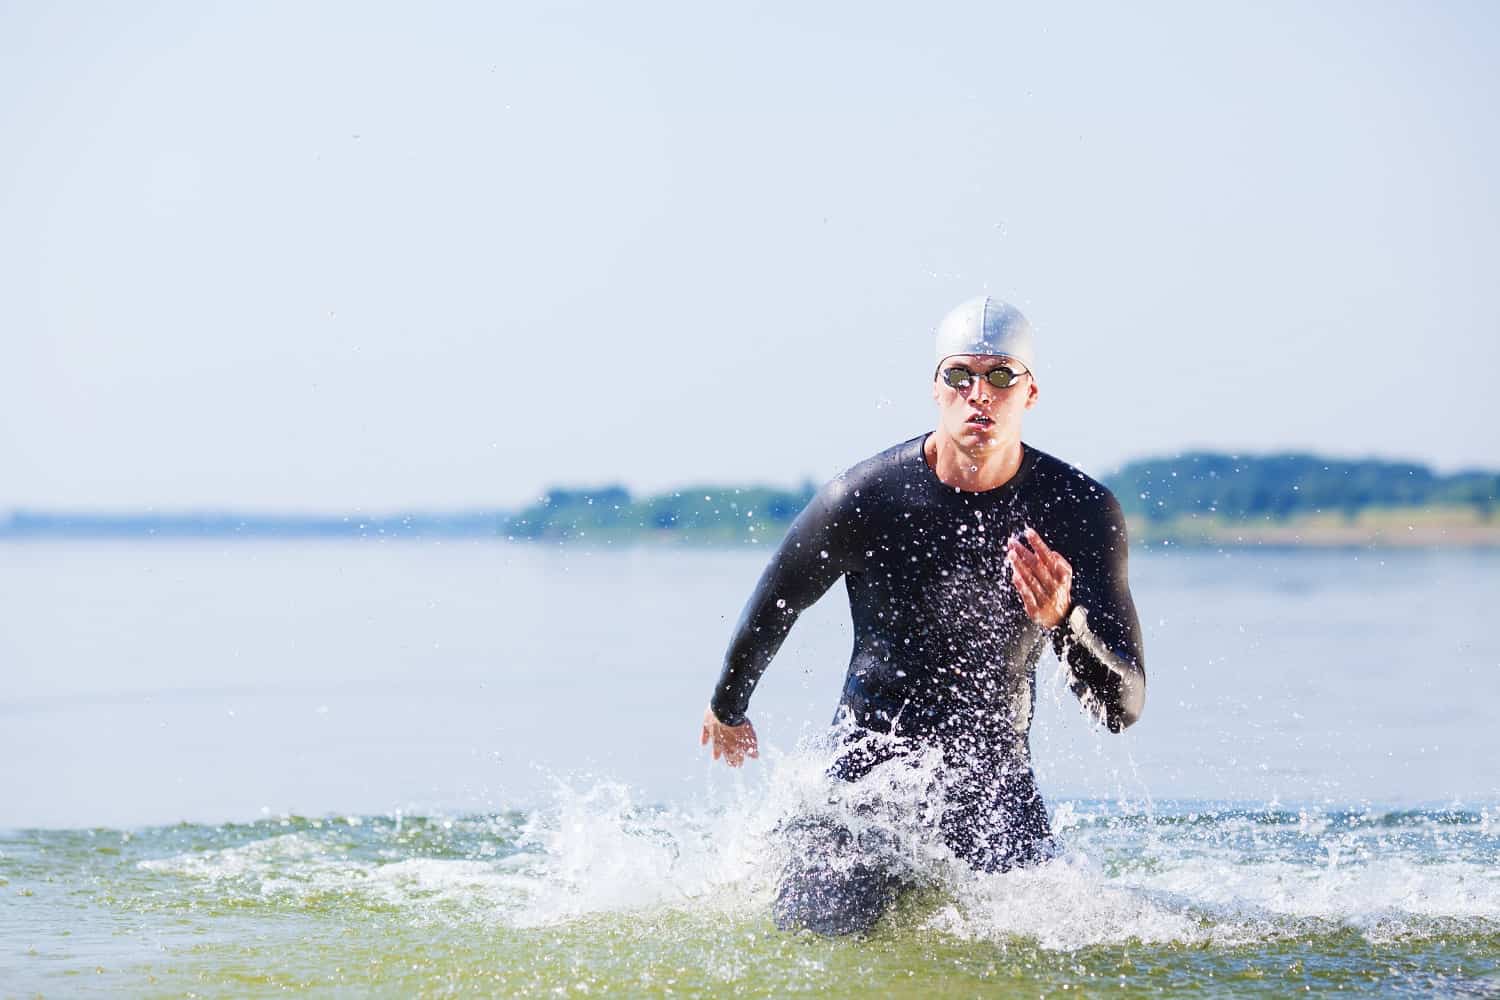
[934, 296, 1035, 373]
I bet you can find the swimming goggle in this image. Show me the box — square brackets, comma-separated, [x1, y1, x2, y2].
[938, 364, 1030, 390]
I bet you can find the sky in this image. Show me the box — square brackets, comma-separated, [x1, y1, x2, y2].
[2, 1, 1497, 511]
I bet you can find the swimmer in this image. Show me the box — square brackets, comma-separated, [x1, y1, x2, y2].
[699, 295, 1147, 936]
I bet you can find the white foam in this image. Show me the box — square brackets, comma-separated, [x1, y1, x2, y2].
[926, 850, 1214, 949]
[136, 754, 1500, 948]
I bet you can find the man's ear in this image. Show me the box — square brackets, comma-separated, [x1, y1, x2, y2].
[1024, 380, 1039, 409]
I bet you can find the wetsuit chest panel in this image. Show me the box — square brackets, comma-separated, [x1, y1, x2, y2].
[836, 442, 1050, 742]
[711, 433, 1144, 738]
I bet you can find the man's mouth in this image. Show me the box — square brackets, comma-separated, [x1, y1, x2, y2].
[966, 414, 993, 426]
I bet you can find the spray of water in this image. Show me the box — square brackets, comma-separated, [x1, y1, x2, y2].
[135, 726, 1500, 949]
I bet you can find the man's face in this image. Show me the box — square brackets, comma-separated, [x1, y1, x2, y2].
[932, 354, 1038, 452]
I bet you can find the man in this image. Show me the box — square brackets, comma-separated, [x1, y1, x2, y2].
[698, 295, 1146, 935]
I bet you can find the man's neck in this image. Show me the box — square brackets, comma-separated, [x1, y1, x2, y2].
[923, 430, 1025, 492]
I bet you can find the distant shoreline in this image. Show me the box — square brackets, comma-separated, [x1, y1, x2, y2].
[5, 449, 1496, 549]
[2, 506, 1496, 549]
[1125, 507, 1500, 549]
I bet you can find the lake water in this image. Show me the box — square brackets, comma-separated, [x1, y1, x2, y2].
[2, 541, 1498, 995]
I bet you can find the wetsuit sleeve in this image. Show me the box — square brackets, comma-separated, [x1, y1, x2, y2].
[710, 478, 855, 726]
[1050, 492, 1147, 732]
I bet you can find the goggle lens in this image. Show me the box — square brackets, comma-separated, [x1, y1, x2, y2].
[941, 365, 1021, 390]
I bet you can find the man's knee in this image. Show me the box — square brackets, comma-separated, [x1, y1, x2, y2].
[773, 860, 904, 936]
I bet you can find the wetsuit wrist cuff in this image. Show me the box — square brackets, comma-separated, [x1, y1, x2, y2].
[1051, 603, 1080, 656]
[712, 706, 747, 727]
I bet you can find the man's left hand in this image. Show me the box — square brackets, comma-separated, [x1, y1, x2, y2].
[1006, 526, 1073, 629]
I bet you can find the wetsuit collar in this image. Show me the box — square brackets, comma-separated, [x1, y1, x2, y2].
[915, 432, 1038, 498]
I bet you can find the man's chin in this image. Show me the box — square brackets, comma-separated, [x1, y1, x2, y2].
[959, 425, 1000, 446]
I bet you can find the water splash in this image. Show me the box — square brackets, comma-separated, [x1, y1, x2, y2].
[119, 743, 1500, 949]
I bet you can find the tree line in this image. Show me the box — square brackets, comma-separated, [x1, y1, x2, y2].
[506, 452, 1498, 541]
[503, 484, 818, 543]
[1110, 452, 1498, 523]
[6, 453, 1493, 540]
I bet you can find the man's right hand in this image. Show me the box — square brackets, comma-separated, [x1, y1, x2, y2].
[700, 706, 759, 767]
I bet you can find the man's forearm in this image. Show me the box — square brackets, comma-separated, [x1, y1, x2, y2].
[710, 658, 761, 727]
[710, 562, 809, 725]
[1053, 603, 1146, 732]
[708, 482, 850, 725]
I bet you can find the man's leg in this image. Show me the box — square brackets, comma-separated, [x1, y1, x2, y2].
[939, 765, 1055, 873]
[772, 815, 906, 936]
[770, 724, 920, 935]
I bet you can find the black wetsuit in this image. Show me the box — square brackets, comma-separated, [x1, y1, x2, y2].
[709, 434, 1146, 934]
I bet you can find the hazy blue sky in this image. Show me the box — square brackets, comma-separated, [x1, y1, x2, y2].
[3, 1, 1497, 510]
